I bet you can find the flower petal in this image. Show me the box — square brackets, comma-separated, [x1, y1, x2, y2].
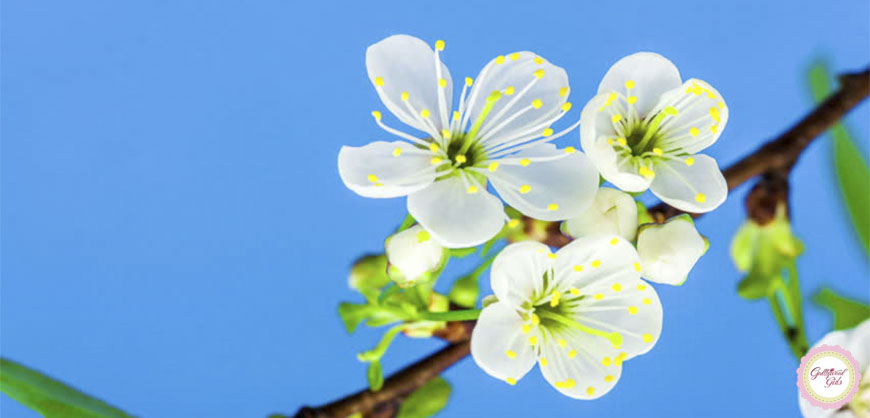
[466, 52, 569, 147]
[564, 187, 639, 241]
[385, 225, 446, 283]
[471, 301, 538, 385]
[597, 52, 682, 117]
[538, 329, 624, 399]
[366, 35, 452, 134]
[487, 143, 598, 221]
[636, 216, 706, 285]
[338, 141, 437, 198]
[650, 153, 727, 213]
[651, 78, 729, 154]
[406, 175, 504, 248]
[553, 235, 663, 359]
[490, 241, 553, 309]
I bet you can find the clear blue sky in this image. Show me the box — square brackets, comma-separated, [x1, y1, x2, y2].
[2, 1, 868, 417]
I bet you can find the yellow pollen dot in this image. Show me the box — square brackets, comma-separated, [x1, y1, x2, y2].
[508, 219, 520, 228]
[559, 87, 569, 97]
[637, 284, 647, 291]
[616, 137, 627, 146]
[569, 288, 580, 296]
[495, 55, 505, 64]
[689, 127, 700, 137]
[392, 147, 402, 157]
[586, 386, 595, 396]
[664, 106, 679, 116]
[653, 147, 663, 155]
[591, 260, 602, 268]
[594, 293, 604, 300]
[643, 333, 654, 343]
[531, 99, 543, 109]
[434, 39, 445, 51]
[401, 91, 409, 101]
[420, 109, 430, 118]
[573, 265, 584, 272]
[466, 185, 479, 194]
[627, 95, 637, 104]
[504, 86, 515, 95]
[611, 114, 622, 123]
[367, 174, 379, 183]
[453, 110, 460, 120]
[416, 229, 430, 243]
[520, 158, 531, 166]
[550, 290, 561, 307]
[506, 350, 517, 359]
[374, 76, 384, 86]
[547, 203, 559, 211]
[710, 124, 719, 134]
[643, 298, 652, 305]
[531, 314, 540, 326]
[612, 283, 622, 292]
[465, 77, 473, 87]
[605, 375, 615, 382]
[695, 193, 707, 203]
[607, 138, 614, 145]
[534, 57, 544, 64]
[718, 100, 725, 109]
[709, 107, 720, 122]
[625, 80, 635, 89]
[602, 357, 612, 366]
[558, 339, 567, 348]
[429, 143, 439, 152]
[638, 166, 655, 178]
[441, 129, 451, 140]
[528, 336, 538, 345]
[431, 157, 442, 165]
[564, 146, 576, 154]
[438, 78, 447, 88]
[509, 52, 521, 60]
[542, 128, 554, 137]
[610, 237, 619, 245]
[685, 157, 695, 166]
[615, 352, 627, 365]
[522, 324, 531, 334]
[628, 306, 639, 315]
[547, 252, 557, 260]
[540, 357, 548, 366]
[455, 154, 467, 163]
[607, 92, 618, 102]
[564, 379, 576, 389]
[488, 162, 499, 172]
[506, 377, 517, 385]
[568, 349, 578, 359]
[371, 111, 382, 120]
[533, 69, 545, 79]
[561, 102, 572, 112]
[633, 262, 642, 272]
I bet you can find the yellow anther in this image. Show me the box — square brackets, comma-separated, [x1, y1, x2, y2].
[438, 78, 447, 88]
[441, 130, 451, 140]
[455, 154, 467, 163]
[466, 185, 479, 194]
[528, 336, 538, 345]
[561, 102, 572, 112]
[569, 288, 581, 296]
[628, 306, 639, 315]
[401, 91, 409, 101]
[615, 352, 627, 366]
[709, 107, 720, 122]
[591, 260, 602, 268]
[495, 55, 505, 64]
[519, 184, 532, 194]
[506, 377, 517, 385]
[602, 357, 612, 366]
[633, 262, 641, 272]
[617, 137, 627, 146]
[573, 265, 584, 272]
[638, 166, 655, 178]
[605, 375, 615, 382]
[488, 162, 499, 172]
[452, 110, 460, 120]
[710, 124, 719, 134]
[504, 86, 515, 95]
[718, 100, 725, 109]
[663, 106, 679, 116]
[685, 157, 695, 166]
[643, 298, 651, 305]
[609, 237, 619, 245]
[420, 109, 430, 118]
[435, 40, 445, 51]
[559, 87, 569, 97]
[367, 174, 379, 183]
[695, 193, 707, 203]
[691, 84, 703, 95]
[508, 219, 520, 228]
[607, 138, 614, 145]
[586, 386, 595, 396]
[607, 92, 618, 102]
[627, 96, 637, 104]
[612, 283, 622, 292]
[547, 203, 559, 211]
[533, 69, 545, 79]
[611, 114, 622, 123]
[374, 76, 384, 86]
[568, 349, 577, 359]
[534, 57, 544, 64]
[542, 128, 554, 137]
[550, 290, 561, 307]
[415, 229, 431, 243]
[465, 77, 473, 87]
[509, 52, 521, 60]
[522, 324, 531, 334]
[371, 111, 382, 120]
[689, 127, 700, 137]
[531, 313, 540, 325]
[625, 80, 635, 89]
[643, 333, 653, 343]
[637, 284, 647, 291]
[653, 147, 663, 156]
[392, 147, 402, 157]
[429, 143, 439, 152]
[564, 146, 576, 154]
[558, 339, 567, 348]
[520, 158, 531, 166]
[563, 379, 576, 389]
[531, 99, 543, 109]
[540, 357, 548, 366]
[430, 157, 442, 165]
[506, 350, 517, 359]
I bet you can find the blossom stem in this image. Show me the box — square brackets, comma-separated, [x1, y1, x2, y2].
[419, 309, 481, 322]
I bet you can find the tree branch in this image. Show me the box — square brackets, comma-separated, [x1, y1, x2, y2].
[290, 67, 868, 418]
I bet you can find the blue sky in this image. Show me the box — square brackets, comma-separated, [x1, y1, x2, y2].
[2, 0, 868, 417]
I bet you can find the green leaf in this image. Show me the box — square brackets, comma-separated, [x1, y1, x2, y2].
[338, 302, 372, 334]
[397, 377, 451, 418]
[367, 360, 384, 392]
[813, 288, 870, 330]
[809, 60, 870, 254]
[0, 358, 137, 418]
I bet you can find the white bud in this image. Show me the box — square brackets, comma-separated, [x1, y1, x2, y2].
[385, 225, 446, 285]
[563, 187, 638, 241]
[636, 215, 705, 285]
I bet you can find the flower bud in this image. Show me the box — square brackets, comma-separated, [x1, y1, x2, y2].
[385, 225, 447, 286]
[636, 214, 706, 285]
[563, 187, 638, 241]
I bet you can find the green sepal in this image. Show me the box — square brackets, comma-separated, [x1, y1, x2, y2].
[449, 247, 478, 258]
[396, 377, 451, 418]
[349, 254, 391, 302]
[813, 288, 870, 330]
[636, 200, 653, 226]
[731, 208, 804, 301]
[396, 213, 417, 232]
[338, 302, 372, 334]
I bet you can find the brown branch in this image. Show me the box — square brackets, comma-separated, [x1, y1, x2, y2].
[290, 66, 869, 418]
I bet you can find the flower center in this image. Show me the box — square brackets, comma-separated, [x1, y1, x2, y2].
[445, 135, 486, 169]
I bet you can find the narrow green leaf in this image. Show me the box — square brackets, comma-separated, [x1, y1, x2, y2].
[813, 288, 870, 330]
[338, 302, 372, 334]
[397, 377, 451, 418]
[367, 360, 384, 392]
[0, 358, 137, 418]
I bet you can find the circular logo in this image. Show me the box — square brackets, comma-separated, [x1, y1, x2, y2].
[797, 344, 862, 410]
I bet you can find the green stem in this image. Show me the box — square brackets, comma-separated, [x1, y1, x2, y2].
[419, 309, 481, 322]
[358, 324, 406, 362]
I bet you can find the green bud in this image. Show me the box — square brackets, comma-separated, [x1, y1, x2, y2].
[349, 254, 390, 291]
[397, 377, 451, 418]
[448, 273, 480, 308]
[367, 360, 384, 392]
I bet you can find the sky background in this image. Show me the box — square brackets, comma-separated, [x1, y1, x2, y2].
[2, 0, 868, 417]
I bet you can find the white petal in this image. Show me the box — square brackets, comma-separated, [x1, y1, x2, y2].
[597, 52, 682, 117]
[407, 175, 504, 248]
[385, 225, 445, 282]
[538, 330, 623, 399]
[652, 78, 729, 154]
[471, 301, 538, 384]
[487, 143, 598, 221]
[490, 241, 553, 309]
[636, 216, 706, 285]
[650, 154, 727, 213]
[366, 35, 452, 133]
[564, 187, 639, 241]
[579, 93, 651, 193]
[338, 141, 437, 198]
[466, 52, 569, 147]
[553, 235, 663, 359]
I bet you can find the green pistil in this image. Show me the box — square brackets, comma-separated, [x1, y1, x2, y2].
[459, 90, 502, 155]
[536, 310, 623, 349]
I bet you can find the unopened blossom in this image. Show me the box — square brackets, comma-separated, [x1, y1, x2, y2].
[563, 187, 638, 241]
[799, 320, 870, 418]
[471, 237, 662, 399]
[580, 52, 729, 213]
[636, 215, 706, 285]
[385, 225, 446, 286]
[339, 35, 598, 248]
